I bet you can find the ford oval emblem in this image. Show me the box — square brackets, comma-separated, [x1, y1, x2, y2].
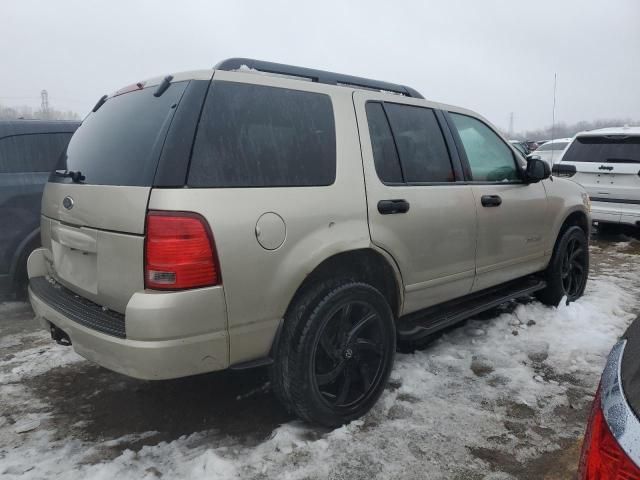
[62, 196, 74, 210]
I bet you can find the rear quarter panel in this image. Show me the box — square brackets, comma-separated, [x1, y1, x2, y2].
[149, 72, 371, 364]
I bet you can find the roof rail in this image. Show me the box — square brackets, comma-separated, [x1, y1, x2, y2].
[214, 58, 424, 99]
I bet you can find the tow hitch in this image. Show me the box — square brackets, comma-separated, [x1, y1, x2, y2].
[50, 324, 72, 346]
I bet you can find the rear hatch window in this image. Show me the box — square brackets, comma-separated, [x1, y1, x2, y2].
[52, 82, 188, 186]
[563, 136, 640, 164]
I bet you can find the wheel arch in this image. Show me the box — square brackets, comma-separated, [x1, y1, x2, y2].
[285, 248, 403, 320]
[547, 209, 590, 265]
[557, 210, 590, 241]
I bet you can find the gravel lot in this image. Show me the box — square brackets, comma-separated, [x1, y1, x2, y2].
[1, 232, 639, 479]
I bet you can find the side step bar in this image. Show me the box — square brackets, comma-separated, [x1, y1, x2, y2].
[397, 276, 546, 341]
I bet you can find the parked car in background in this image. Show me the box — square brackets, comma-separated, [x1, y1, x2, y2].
[0, 120, 80, 296]
[531, 137, 572, 166]
[553, 127, 640, 231]
[526, 140, 541, 151]
[579, 317, 640, 478]
[27, 58, 590, 427]
[509, 140, 530, 157]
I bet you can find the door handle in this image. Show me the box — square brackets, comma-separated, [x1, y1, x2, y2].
[481, 195, 502, 207]
[377, 199, 410, 215]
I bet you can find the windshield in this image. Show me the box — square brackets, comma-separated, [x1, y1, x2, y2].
[51, 81, 187, 186]
[562, 136, 640, 163]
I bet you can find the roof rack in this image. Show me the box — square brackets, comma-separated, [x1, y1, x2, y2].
[214, 58, 424, 99]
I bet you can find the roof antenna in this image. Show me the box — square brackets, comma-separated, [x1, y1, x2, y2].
[551, 73, 557, 145]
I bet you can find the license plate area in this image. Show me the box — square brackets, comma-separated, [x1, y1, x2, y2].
[51, 240, 98, 295]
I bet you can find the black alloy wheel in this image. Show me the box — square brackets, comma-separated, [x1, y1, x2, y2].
[312, 301, 387, 408]
[561, 236, 588, 299]
[272, 281, 396, 427]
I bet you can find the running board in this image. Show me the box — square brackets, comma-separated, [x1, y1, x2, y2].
[397, 276, 546, 341]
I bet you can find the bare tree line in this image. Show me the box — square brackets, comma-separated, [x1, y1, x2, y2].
[511, 118, 639, 141]
[0, 102, 80, 121]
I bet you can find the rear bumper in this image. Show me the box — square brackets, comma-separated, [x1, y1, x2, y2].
[591, 201, 640, 227]
[27, 249, 229, 380]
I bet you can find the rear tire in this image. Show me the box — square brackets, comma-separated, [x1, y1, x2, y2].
[271, 280, 395, 427]
[535, 226, 589, 306]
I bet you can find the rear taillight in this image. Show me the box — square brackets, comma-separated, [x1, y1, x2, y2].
[144, 211, 220, 290]
[579, 386, 640, 479]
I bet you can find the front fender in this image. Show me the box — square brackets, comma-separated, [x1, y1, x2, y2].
[542, 177, 590, 255]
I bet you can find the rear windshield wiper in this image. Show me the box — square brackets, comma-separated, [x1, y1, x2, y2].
[92, 94, 108, 113]
[53, 169, 86, 183]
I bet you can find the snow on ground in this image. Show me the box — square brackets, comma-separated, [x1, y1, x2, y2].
[1, 240, 639, 479]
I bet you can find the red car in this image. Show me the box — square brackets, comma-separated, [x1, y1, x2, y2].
[579, 318, 640, 478]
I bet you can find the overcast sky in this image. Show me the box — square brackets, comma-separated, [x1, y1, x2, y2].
[2, 0, 639, 132]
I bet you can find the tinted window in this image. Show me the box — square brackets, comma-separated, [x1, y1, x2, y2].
[562, 136, 640, 164]
[188, 82, 336, 187]
[365, 102, 403, 183]
[0, 133, 72, 173]
[52, 82, 187, 186]
[450, 113, 519, 182]
[384, 104, 453, 183]
[537, 141, 569, 151]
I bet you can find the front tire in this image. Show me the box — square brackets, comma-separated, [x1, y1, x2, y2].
[272, 281, 396, 427]
[536, 226, 589, 306]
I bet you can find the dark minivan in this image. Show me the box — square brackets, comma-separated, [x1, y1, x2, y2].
[0, 120, 80, 296]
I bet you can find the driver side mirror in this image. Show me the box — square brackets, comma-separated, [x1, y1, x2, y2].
[525, 156, 551, 183]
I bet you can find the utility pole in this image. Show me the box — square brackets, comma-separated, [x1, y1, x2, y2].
[551, 74, 557, 142]
[40, 89, 49, 119]
[508, 112, 514, 138]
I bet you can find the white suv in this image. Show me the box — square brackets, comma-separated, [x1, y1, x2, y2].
[531, 137, 572, 166]
[555, 126, 640, 229]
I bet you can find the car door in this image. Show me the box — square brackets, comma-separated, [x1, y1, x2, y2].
[445, 111, 549, 291]
[354, 91, 477, 315]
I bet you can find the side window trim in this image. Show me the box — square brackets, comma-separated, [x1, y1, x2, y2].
[434, 109, 465, 182]
[443, 111, 524, 184]
[378, 102, 407, 183]
[364, 100, 406, 184]
[373, 100, 459, 186]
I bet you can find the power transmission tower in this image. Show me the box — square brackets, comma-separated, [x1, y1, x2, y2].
[40, 89, 50, 119]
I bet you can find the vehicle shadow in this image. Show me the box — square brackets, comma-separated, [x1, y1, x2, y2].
[26, 359, 294, 452]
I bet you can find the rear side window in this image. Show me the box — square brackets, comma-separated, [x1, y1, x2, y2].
[52, 82, 188, 186]
[562, 136, 640, 164]
[450, 113, 520, 182]
[188, 81, 336, 187]
[384, 104, 454, 183]
[0, 133, 72, 173]
[365, 102, 403, 183]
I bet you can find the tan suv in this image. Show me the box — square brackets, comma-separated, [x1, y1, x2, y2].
[27, 59, 591, 427]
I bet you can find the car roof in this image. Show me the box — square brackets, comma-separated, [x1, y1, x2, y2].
[577, 126, 640, 137]
[545, 138, 572, 143]
[0, 120, 81, 138]
[120, 61, 500, 134]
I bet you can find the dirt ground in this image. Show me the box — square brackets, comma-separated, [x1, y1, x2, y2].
[1, 229, 639, 479]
